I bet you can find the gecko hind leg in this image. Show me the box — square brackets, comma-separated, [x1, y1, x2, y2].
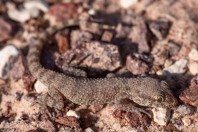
[114, 100, 152, 118]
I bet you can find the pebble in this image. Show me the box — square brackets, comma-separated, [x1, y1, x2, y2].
[34, 80, 48, 93]
[182, 117, 191, 126]
[23, 0, 49, 12]
[188, 48, 198, 61]
[188, 61, 198, 75]
[0, 45, 19, 79]
[177, 105, 194, 115]
[120, 0, 138, 8]
[84, 128, 94, 132]
[8, 0, 48, 22]
[164, 58, 188, 74]
[8, 9, 31, 23]
[0, 17, 12, 41]
[152, 107, 171, 126]
[66, 110, 80, 119]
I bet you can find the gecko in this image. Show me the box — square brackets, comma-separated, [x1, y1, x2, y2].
[27, 19, 178, 115]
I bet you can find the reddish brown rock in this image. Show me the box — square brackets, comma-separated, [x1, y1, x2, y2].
[126, 55, 149, 75]
[129, 17, 150, 53]
[179, 76, 198, 106]
[45, 3, 79, 25]
[0, 17, 13, 42]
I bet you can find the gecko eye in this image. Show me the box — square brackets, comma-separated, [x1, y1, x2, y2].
[154, 94, 165, 102]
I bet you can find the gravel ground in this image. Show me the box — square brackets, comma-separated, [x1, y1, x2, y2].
[0, 0, 198, 131]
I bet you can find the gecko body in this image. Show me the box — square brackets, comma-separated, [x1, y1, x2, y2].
[27, 19, 177, 111]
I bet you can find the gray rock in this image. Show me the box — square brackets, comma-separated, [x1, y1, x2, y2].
[0, 45, 19, 79]
[164, 58, 188, 74]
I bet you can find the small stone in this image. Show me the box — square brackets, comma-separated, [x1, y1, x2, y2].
[188, 61, 198, 75]
[45, 3, 78, 25]
[129, 17, 150, 53]
[55, 32, 69, 54]
[148, 20, 171, 40]
[84, 127, 94, 132]
[126, 55, 148, 75]
[0, 45, 19, 79]
[188, 48, 198, 61]
[120, 0, 138, 9]
[66, 110, 80, 119]
[164, 58, 187, 74]
[23, 0, 48, 13]
[34, 80, 48, 93]
[182, 117, 191, 126]
[101, 31, 114, 42]
[164, 59, 173, 68]
[177, 105, 195, 115]
[152, 107, 171, 126]
[0, 17, 12, 42]
[168, 41, 181, 56]
[179, 76, 198, 106]
[8, 8, 31, 23]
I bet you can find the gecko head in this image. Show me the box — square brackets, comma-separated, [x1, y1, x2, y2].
[131, 78, 178, 108]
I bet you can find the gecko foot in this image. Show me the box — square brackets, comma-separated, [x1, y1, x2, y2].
[114, 101, 152, 118]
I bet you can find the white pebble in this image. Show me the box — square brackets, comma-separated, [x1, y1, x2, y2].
[188, 48, 198, 61]
[0, 45, 19, 79]
[26, 8, 40, 18]
[152, 107, 171, 126]
[188, 61, 198, 75]
[8, 9, 31, 23]
[23, 0, 49, 12]
[34, 80, 48, 93]
[164, 58, 188, 74]
[177, 105, 194, 115]
[88, 9, 96, 15]
[120, 0, 138, 9]
[84, 127, 94, 132]
[66, 110, 80, 119]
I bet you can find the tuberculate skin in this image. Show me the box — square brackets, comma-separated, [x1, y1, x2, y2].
[27, 19, 178, 114]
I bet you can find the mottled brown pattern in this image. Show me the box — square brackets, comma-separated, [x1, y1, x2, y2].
[27, 19, 177, 111]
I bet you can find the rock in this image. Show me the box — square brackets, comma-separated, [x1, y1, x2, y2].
[168, 41, 181, 56]
[55, 32, 70, 54]
[188, 61, 198, 75]
[45, 3, 78, 25]
[8, 0, 48, 23]
[182, 117, 191, 126]
[0, 45, 19, 79]
[56, 41, 121, 72]
[152, 107, 171, 126]
[177, 105, 195, 115]
[129, 17, 150, 53]
[179, 76, 198, 106]
[120, 0, 138, 9]
[101, 30, 114, 42]
[34, 80, 48, 93]
[0, 17, 12, 42]
[148, 20, 171, 40]
[164, 58, 188, 74]
[70, 30, 93, 49]
[66, 110, 80, 119]
[23, 0, 48, 13]
[10, 55, 26, 80]
[126, 55, 148, 75]
[8, 8, 38, 23]
[188, 48, 198, 61]
[84, 127, 94, 132]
